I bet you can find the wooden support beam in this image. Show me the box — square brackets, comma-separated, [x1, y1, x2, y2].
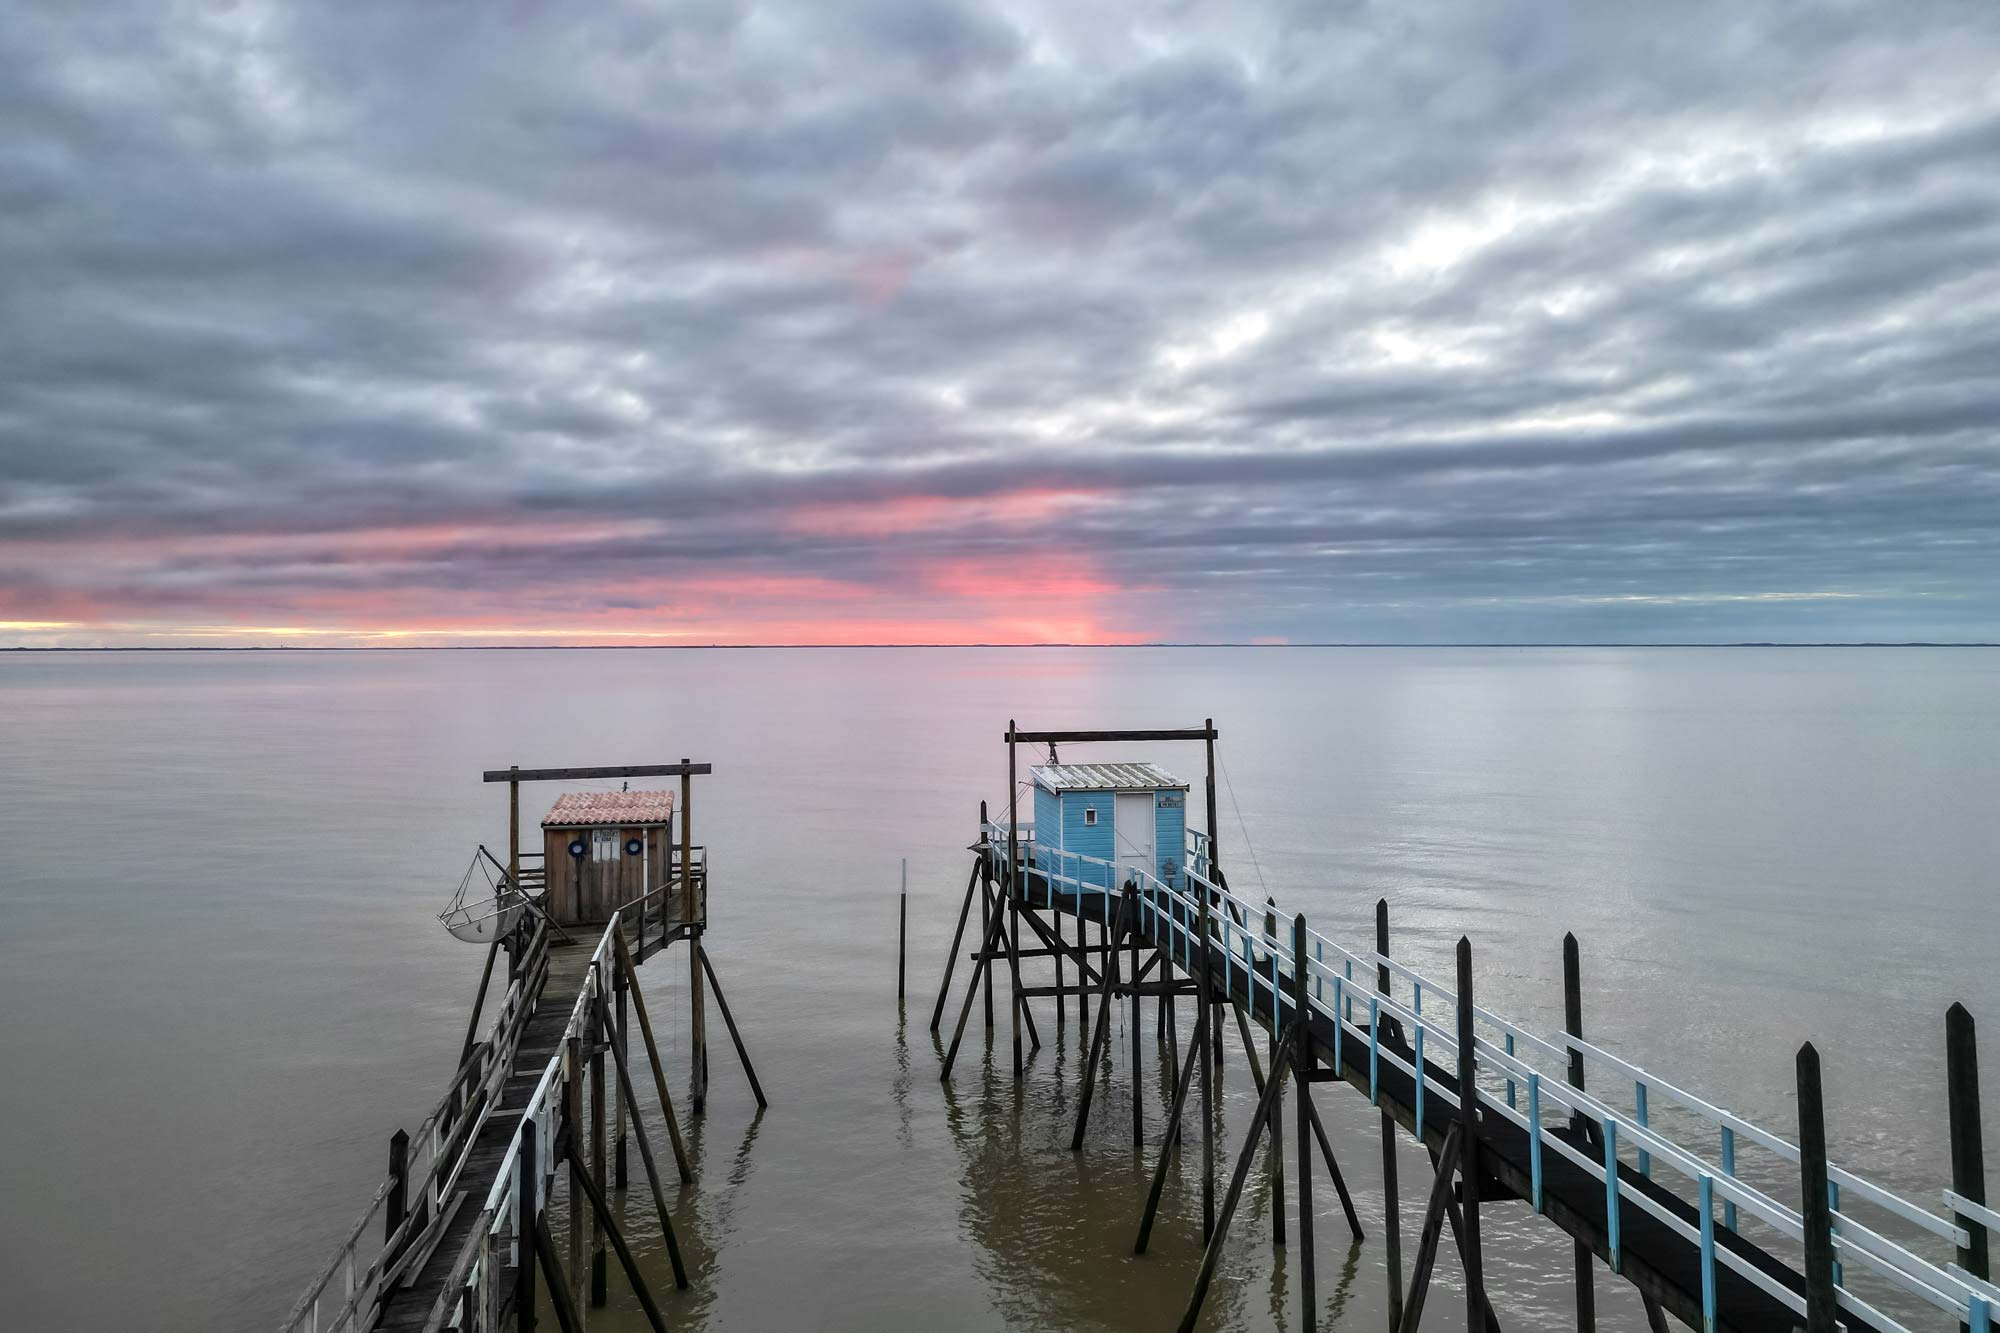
[1265, 898, 1285, 1249]
[594, 990, 690, 1288]
[1008, 722, 1023, 1078]
[1198, 891, 1216, 1242]
[614, 964, 629, 1191]
[941, 887, 1009, 1080]
[1131, 883, 1144, 1149]
[566, 1138, 672, 1333]
[483, 762, 712, 782]
[1005, 726, 1218, 743]
[698, 946, 769, 1109]
[930, 861, 981, 1033]
[533, 1214, 585, 1333]
[1178, 1024, 1299, 1333]
[980, 802, 994, 1030]
[1458, 935, 1488, 1333]
[564, 1034, 585, 1311]
[1396, 1126, 1462, 1333]
[683, 760, 705, 1117]
[610, 931, 693, 1183]
[1135, 1015, 1206, 1254]
[387, 1129, 409, 1245]
[1071, 890, 1131, 1150]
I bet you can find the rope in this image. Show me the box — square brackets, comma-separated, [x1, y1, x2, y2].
[1217, 749, 1272, 901]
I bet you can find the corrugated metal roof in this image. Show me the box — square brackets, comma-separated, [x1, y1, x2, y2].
[541, 790, 674, 827]
[1031, 762, 1187, 792]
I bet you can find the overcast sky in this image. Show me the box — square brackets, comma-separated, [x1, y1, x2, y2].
[4, 1, 1998, 645]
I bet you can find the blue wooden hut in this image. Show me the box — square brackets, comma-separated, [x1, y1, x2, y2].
[1030, 762, 1189, 890]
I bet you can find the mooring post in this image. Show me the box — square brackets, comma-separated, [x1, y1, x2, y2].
[589, 967, 609, 1308]
[1458, 936, 1486, 1333]
[1798, 1042, 1839, 1332]
[898, 857, 907, 1005]
[387, 1128, 409, 1245]
[1564, 931, 1596, 1333]
[1949, 1003, 1991, 1289]
[1294, 914, 1317, 1330]
[1378, 898, 1404, 1331]
[517, 1115, 538, 1333]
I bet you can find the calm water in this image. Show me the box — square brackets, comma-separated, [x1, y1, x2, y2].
[1, 647, 1995, 1331]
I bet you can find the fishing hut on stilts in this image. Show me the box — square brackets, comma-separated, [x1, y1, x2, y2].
[281, 759, 767, 1333]
[932, 720, 2000, 1333]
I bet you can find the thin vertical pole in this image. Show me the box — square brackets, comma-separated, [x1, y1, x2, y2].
[565, 1034, 585, 1309]
[508, 770, 522, 982]
[682, 760, 705, 1115]
[1564, 932, 1597, 1333]
[1198, 889, 1216, 1241]
[1458, 936, 1484, 1333]
[1949, 1003, 1990, 1285]
[1377, 899, 1403, 1332]
[613, 963, 629, 1190]
[517, 1115, 538, 1333]
[1294, 914, 1316, 1331]
[1699, 1173, 1718, 1333]
[589, 970, 608, 1308]
[1129, 881, 1143, 1148]
[1797, 1042, 1839, 1333]
[1008, 723, 1022, 1078]
[897, 858, 907, 1004]
[1267, 897, 1285, 1247]
[979, 802, 994, 1031]
[1203, 720, 1220, 875]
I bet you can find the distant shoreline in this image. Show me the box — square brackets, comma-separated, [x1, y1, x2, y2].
[7, 642, 1997, 652]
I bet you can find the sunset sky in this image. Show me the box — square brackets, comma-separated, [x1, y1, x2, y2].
[4, 2, 1999, 646]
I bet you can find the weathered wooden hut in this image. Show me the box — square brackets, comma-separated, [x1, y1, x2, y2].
[1030, 762, 1188, 889]
[541, 789, 673, 926]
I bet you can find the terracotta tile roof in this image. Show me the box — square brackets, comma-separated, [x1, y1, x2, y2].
[541, 789, 674, 828]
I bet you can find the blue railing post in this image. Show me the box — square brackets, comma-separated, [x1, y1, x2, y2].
[1604, 1118, 1622, 1273]
[1828, 1180, 1843, 1288]
[1699, 1173, 1717, 1333]
[1972, 1295, 1991, 1333]
[1369, 997, 1381, 1104]
[1413, 1020, 1426, 1140]
[1527, 1072, 1543, 1212]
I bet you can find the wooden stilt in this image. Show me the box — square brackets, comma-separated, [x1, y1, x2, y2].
[517, 1115, 538, 1333]
[1131, 883, 1144, 1150]
[1457, 936, 1486, 1333]
[1948, 1003, 1990, 1289]
[931, 858, 978, 1034]
[1007, 723, 1023, 1078]
[698, 945, 769, 1109]
[1198, 892, 1216, 1242]
[461, 928, 503, 1068]
[1177, 1024, 1299, 1333]
[594, 992, 690, 1289]
[1395, 1126, 1462, 1333]
[1294, 915, 1317, 1331]
[533, 1215, 585, 1333]
[1135, 1018, 1206, 1253]
[1265, 897, 1285, 1249]
[979, 802, 994, 1031]
[564, 1034, 585, 1310]
[611, 932, 693, 1183]
[683, 761, 705, 1117]
[589, 969, 609, 1309]
[1563, 932, 1596, 1333]
[614, 963, 629, 1191]
[941, 894, 1008, 1081]
[566, 1139, 672, 1333]
[1071, 891, 1130, 1150]
[1798, 1042, 1838, 1333]
[1379, 899, 1404, 1333]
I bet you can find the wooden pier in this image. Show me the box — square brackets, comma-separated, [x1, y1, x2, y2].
[934, 722, 2000, 1333]
[281, 762, 765, 1333]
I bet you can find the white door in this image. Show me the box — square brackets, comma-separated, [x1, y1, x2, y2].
[1114, 791, 1155, 887]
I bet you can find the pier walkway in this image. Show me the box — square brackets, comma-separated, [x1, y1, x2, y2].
[941, 811, 1998, 1333]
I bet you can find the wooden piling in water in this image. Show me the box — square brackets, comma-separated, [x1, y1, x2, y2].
[683, 758, 706, 1116]
[593, 989, 690, 1288]
[564, 1033, 586, 1310]
[588, 966, 608, 1309]
[1294, 914, 1317, 1331]
[613, 962, 629, 1192]
[517, 1115, 538, 1333]
[1130, 881, 1144, 1149]
[387, 1129, 409, 1245]
[1198, 886, 1216, 1241]
[898, 858, 907, 1005]
[610, 931, 692, 1183]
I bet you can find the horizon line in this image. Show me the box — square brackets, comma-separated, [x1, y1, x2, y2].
[7, 641, 1997, 652]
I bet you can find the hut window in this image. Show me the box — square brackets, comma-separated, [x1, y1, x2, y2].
[1083, 807, 1098, 826]
[591, 829, 618, 863]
